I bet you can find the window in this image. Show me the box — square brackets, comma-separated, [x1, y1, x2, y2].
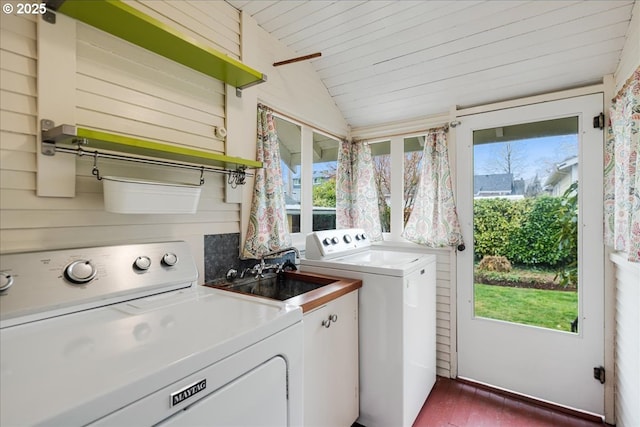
[370, 141, 391, 232]
[403, 137, 424, 225]
[312, 132, 339, 231]
[273, 115, 340, 238]
[275, 116, 302, 233]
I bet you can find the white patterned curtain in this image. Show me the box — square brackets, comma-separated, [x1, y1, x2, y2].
[402, 127, 464, 247]
[242, 105, 291, 258]
[604, 67, 640, 263]
[336, 140, 383, 241]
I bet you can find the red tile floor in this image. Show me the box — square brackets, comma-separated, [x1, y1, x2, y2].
[412, 377, 609, 427]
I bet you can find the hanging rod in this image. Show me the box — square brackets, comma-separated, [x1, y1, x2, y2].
[273, 52, 322, 67]
[55, 146, 252, 187]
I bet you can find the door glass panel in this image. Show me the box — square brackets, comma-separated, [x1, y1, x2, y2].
[276, 117, 301, 233]
[312, 132, 339, 231]
[472, 117, 579, 332]
[370, 141, 391, 232]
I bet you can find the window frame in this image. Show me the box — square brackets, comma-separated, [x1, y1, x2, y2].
[271, 113, 342, 248]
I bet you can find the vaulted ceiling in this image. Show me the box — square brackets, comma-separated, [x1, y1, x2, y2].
[227, 1, 635, 129]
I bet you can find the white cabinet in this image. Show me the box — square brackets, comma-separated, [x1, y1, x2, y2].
[304, 290, 359, 427]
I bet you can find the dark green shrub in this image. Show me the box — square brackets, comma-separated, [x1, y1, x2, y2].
[473, 195, 577, 268]
[473, 198, 528, 259]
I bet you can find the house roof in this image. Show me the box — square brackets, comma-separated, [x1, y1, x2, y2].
[544, 156, 579, 187]
[474, 173, 513, 195]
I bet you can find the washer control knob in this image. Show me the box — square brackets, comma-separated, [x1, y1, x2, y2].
[331, 237, 339, 245]
[0, 272, 14, 292]
[134, 256, 152, 271]
[64, 260, 97, 284]
[360, 233, 367, 240]
[322, 238, 332, 246]
[162, 252, 178, 267]
[343, 234, 353, 244]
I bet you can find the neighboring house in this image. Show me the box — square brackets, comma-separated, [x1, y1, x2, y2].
[473, 173, 525, 198]
[544, 157, 579, 196]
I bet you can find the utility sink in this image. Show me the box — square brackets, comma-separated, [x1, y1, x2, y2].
[207, 271, 337, 301]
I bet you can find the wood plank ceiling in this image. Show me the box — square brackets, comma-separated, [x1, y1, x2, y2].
[227, 1, 635, 129]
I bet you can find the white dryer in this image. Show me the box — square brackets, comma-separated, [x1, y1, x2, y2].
[301, 229, 437, 427]
[0, 241, 302, 426]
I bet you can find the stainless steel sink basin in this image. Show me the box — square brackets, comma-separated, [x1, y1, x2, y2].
[208, 272, 337, 301]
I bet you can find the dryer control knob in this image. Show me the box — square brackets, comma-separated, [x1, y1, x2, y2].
[322, 238, 332, 246]
[331, 237, 339, 245]
[162, 252, 178, 267]
[64, 260, 97, 284]
[343, 234, 353, 244]
[0, 272, 14, 292]
[134, 256, 152, 271]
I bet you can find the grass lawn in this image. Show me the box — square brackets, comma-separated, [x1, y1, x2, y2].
[474, 283, 578, 332]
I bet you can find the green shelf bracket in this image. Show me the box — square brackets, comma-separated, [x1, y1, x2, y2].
[47, 0, 267, 93]
[41, 121, 262, 170]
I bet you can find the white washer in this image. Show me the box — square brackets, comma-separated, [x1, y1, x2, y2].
[301, 229, 437, 427]
[0, 241, 302, 426]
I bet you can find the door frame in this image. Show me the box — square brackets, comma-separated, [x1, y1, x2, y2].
[450, 91, 615, 422]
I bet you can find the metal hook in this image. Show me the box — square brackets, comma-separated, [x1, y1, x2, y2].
[235, 167, 247, 186]
[227, 167, 246, 189]
[91, 151, 102, 181]
[199, 167, 205, 186]
[227, 171, 237, 189]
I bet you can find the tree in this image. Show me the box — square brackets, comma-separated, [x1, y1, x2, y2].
[525, 174, 543, 197]
[403, 151, 423, 224]
[484, 141, 526, 178]
[312, 177, 336, 207]
[371, 150, 424, 231]
[372, 155, 391, 232]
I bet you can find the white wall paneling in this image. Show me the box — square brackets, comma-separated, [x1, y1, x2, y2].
[611, 253, 640, 427]
[0, 3, 248, 282]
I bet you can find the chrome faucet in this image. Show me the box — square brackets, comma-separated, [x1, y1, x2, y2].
[261, 246, 300, 260]
[237, 247, 300, 279]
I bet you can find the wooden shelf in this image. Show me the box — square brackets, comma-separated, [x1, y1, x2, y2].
[51, 0, 266, 91]
[42, 124, 262, 170]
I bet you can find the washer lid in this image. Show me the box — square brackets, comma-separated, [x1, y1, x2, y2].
[0, 286, 301, 427]
[302, 249, 434, 276]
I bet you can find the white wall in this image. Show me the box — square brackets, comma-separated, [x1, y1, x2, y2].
[226, 12, 349, 247]
[611, 3, 639, 423]
[611, 254, 640, 427]
[614, 1, 639, 92]
[0, 2, 245, 279]
[0, 2, 349, 280]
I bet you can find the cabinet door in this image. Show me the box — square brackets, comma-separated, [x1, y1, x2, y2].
[304, 291, 359, 427]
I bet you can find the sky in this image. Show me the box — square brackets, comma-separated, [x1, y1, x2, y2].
[473, 134, 578, 184]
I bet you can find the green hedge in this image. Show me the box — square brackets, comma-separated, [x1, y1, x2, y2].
[474, 196, 576, 267]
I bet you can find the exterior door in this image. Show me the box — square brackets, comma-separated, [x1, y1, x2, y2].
[456, 94, 604, 415]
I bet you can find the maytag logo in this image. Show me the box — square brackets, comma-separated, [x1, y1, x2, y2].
[170, 379, 207, 407]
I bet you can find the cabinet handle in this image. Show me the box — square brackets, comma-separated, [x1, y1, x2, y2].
[321, 314, 338, 328]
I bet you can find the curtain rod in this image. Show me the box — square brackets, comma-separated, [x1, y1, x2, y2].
[257, 103, 346, 141]
[356, 123, 452, 143]
[612, 67, 639, 103]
